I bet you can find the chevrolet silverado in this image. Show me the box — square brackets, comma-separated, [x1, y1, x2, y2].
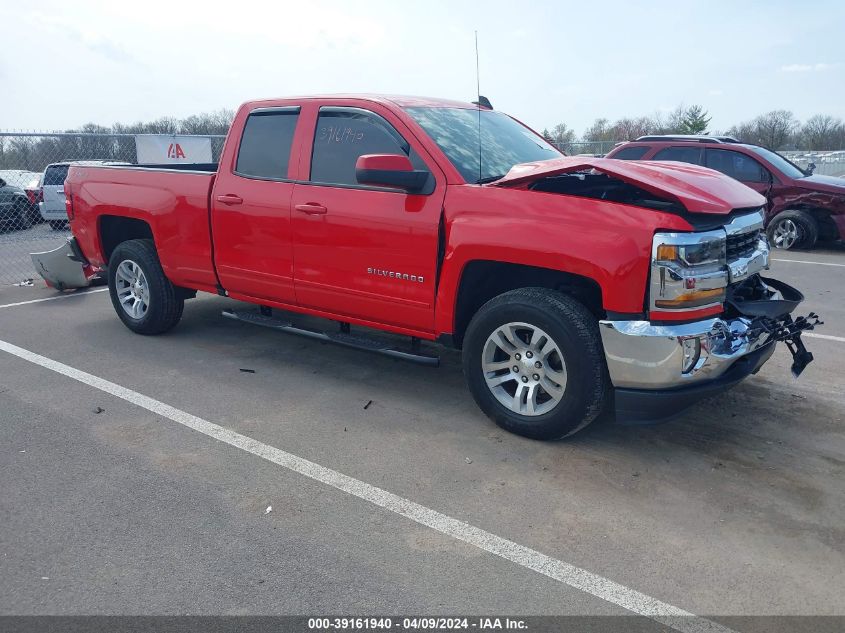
[61, 95, 821, 439]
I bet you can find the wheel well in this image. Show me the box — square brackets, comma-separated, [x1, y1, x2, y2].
[99, 216, 154, 262]
[451, 261, 604, 348]
[775, 207, 839, 241]
[807, 209, 840, 241]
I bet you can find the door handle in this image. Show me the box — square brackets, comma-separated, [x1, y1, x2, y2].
[216, 194, 243, 205]
[295, 203, 328, 215]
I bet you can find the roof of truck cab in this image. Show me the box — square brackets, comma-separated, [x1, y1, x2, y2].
[245, 94, 481, 109]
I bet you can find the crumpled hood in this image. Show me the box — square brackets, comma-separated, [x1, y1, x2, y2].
[793, 173, 845, 195]
[492, 157, 766, 214]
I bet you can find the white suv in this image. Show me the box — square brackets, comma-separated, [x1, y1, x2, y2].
[39, 163, 71, 230]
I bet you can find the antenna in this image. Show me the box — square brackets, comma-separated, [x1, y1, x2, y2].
[475, 30, 481, 182]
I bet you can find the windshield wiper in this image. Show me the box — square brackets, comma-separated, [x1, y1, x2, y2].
[476, 174, 506, 184]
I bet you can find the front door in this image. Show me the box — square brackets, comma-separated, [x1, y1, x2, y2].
[290, 104, 445, 333]
[210, 106, 300, 303]
[705, 148, 772, 197]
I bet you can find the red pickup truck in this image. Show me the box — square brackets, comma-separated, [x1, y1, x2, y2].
[63, 95, 820, 439]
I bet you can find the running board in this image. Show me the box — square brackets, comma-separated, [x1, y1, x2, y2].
[221, 309, 440, 367]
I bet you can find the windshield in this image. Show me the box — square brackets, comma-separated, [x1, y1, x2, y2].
[405, 107, 562, 183]
[745, 146, 807, 179]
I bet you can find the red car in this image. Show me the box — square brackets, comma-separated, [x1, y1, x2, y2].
[61, 95, 820, 439]
[606, 135, 845, 250]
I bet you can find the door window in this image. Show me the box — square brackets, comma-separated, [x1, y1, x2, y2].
[611, 146, 650, 160]
[43, 164, 69, 186]
[235, 108, 300, 180]
[310, 107, 430, 189]
[705, 149, 769, 182]
[652, 146, 703, 165]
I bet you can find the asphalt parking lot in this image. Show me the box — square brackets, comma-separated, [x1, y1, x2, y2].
[1, 246, 843, 631]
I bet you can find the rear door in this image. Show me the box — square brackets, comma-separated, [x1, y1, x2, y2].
[289, 102, 445, 332]
[41, 164, 69, 219]
[650, 146, 704, 165]
[210, 106, 301, 304]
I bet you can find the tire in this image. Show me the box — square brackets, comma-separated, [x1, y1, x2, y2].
[14, 200, 31, 231]
[462, 288, 608, 440]
[107, 239, 184, 335]
[49, 220, 67, 231]
[767, 210, 818, 250]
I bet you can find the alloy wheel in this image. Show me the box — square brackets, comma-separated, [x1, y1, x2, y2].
[482, 321, 568, 416]
[115, 259, 150, 319]
[773, 218, 799, 249]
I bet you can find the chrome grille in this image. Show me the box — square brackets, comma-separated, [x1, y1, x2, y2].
[727, 229, 761, 260]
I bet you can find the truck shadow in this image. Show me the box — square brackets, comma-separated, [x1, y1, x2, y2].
[75, 293, 844, 482]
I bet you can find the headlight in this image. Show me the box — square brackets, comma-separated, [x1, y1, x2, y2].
[650, 230, 728, 313]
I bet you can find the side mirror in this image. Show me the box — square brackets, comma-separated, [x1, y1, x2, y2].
[355, 154, 428, 193]
[807, 162, 816, 174]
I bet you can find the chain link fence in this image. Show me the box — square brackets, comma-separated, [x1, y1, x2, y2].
[550, 141, 617, 156]
[0, 132, 225, 287]
[780, 151, 845, 178]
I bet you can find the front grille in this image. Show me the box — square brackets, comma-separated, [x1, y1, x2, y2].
[727, 229, 761, 260]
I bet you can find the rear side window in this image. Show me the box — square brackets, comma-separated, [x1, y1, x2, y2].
[235, 109, 300, 179]
[310, 107, 427, 187]
[611, 146, 650, 160]
[652, 146, 702, 165]
[43, 165, 69, 186]
[705, 149, 768, 182]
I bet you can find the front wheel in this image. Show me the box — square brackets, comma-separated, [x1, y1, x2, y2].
[108, 239, 184, 335]
[462, 288, 608, 440]
[766, 210, 818, 250]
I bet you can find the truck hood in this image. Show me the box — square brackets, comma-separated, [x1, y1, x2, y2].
[793, 173, 845, 195]
[492, 157, 766, 214]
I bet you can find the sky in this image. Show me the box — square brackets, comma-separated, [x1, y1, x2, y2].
[2, 0, 844, 136]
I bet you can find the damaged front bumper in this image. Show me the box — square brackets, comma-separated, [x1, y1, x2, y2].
[30, 237, 100, 290]
[599, 275, 821, 424]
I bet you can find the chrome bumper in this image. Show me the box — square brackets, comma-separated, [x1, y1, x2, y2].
[599, 315, 773, 390]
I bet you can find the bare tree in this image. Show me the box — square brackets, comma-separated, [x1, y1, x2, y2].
[551, 122, 577, 148]
[753, 110, 799, 149]
[144, 117, 179, 135]
[725, 121, 758, 144]
[582, 118, 615, 143]
[800, 114, 843, 150]
[179, 109, 234, 135]
[651, 105, 686, 135]
[611, 116, 653, 141]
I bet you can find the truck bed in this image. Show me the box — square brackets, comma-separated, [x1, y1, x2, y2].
[66, 164, 220, 293]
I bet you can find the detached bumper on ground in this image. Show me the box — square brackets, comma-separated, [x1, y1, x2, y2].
[30, 237, 98, 290]
[599, 276, 819, 424]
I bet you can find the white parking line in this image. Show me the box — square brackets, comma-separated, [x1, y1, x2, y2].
[0, 287, 108, 309]
[805, 332, 845, 343]
[0, 337, 734, 633]
[771, 258, 845, 268]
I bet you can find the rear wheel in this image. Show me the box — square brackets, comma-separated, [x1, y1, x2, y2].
[48, 220, 67, 231]
[14, 200, 31, 231]
[767, 210, 818, 250]
[462, 288, 608, 440]
[108, 239, 184, 335]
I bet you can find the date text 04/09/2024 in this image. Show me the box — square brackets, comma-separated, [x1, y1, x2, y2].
[307, 617, 527, 630]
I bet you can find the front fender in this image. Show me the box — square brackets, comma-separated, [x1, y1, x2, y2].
[433, 185, 696, 335]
